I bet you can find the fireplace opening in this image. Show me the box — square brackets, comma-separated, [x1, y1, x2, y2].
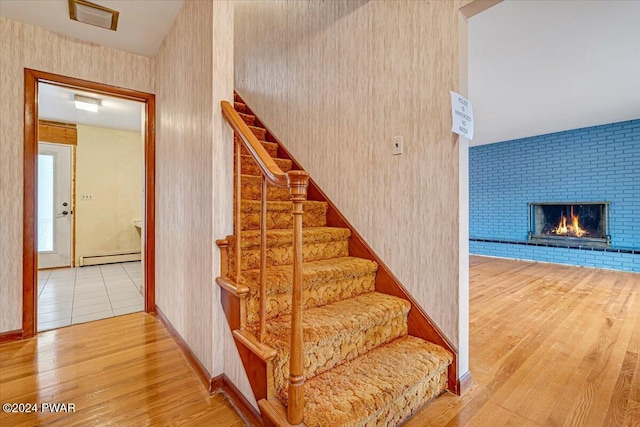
[529, 202, 610, 247]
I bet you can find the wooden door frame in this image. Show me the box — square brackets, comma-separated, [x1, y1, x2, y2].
[23, 69, 156, 338]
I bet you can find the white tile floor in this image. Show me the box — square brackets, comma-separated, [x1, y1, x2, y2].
[37, 261, 144, 332]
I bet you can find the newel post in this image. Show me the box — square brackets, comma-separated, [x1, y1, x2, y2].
[287, 170, 309, 425]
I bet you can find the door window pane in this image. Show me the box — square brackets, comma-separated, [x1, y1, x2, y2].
[38, 154, 54, 252]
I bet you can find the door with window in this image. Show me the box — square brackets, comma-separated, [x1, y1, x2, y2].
[38, 142, 73, 269]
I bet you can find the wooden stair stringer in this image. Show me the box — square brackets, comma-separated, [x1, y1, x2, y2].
[233, 90, 461, 395]
[259, 397, 305, 427]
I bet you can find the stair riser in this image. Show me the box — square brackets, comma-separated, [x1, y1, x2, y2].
[376, 370, 447, 427]
[273, 315, 409, 398]
[238, 181, 291, 201]
[241, 159, 292, 176]
[245, 274, 376, 324]
[240, 207, 327, 231]
[307, 368, 448, 427]
[239, 112, 256, 126]
[250, 126, 267, 140]
[237, 138, 278, 157]
[229, 240, 349, 271]
[234, 102, 247, 113]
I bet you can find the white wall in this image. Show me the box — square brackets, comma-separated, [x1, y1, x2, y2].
[75, 125, 143, 265]
[469, 0, 640, 145]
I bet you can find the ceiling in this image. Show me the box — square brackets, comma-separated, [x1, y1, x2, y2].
[3, 0, 638, 143]
[468, 0, 640, 146]
[0, 0, 183, 57]
[39, 83, 143, 132]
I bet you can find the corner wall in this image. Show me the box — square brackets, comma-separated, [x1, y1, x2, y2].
[235, 0, 467, 348]
[0, 16, 154, 333]
[470, 120, 640, 272]
[155, 0, 236, 377]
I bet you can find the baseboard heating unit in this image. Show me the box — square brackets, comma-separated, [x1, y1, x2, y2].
[79, 251, 142, 266]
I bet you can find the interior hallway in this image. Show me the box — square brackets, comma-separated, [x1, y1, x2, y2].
[2, 257, 638, 426]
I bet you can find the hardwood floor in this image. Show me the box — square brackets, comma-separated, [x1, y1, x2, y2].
[1, 257, 638, 426]
[406, 256, 640, 427]
[0, 313, 246, 427]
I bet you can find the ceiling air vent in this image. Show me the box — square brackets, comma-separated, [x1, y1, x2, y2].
[68, 0, 119, 31]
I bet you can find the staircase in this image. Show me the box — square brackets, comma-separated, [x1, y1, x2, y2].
[217, 93, 457, 427]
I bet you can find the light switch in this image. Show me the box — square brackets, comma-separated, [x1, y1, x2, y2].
[392, 136, 403, 156]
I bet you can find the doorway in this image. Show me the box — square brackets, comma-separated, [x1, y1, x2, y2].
[23, 69, 156, 338]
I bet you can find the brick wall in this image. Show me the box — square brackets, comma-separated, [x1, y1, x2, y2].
[469, 119, 640, 272]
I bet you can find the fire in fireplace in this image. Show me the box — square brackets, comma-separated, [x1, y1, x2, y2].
[529, 202, 610, 246]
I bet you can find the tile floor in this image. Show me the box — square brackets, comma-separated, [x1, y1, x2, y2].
[37, 261, 144, 332]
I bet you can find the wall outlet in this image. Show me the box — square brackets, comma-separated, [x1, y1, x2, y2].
[392, 136, 403, 155]
[81, 194, 93, 200]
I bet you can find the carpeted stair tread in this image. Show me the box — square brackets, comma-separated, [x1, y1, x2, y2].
[239, 174, 291, 200]
[265, 292, 410, 346]
[240, 200, 327, 230]
[231, 226, 350, 250]
[301, 335, 453, 427]
[249, 125, 267, 140]
[241, 257, 377, 296]
[239, 112, 256, 126]
[227, 227, 351, 270]
[237, 138, 279, 157]
[234, 101, 247, 113]
[264, 292, 411, 397]
[240, 154, 292, 175]
[241, 257, 378, 323]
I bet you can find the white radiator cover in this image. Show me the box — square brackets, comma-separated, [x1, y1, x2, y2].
[79, 251, 141, 266]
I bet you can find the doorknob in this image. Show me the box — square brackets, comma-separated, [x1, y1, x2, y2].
[61, 211, 69, 215]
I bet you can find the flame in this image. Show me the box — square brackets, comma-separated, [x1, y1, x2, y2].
[571, 211, 587, 237]
[556, 214, 568, 235]
[552, 206, 588, 237]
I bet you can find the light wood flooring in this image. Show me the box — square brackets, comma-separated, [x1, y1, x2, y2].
[1, 256, 638, 426]
[0, 313, 246, 427]
[406, 256, 640, 427]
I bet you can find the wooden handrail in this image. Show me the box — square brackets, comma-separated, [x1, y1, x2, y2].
[223, 101, 288, 188]
[221, 99, 309, 425]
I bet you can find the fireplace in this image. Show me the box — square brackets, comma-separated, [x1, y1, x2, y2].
[528, 202, 611, 247]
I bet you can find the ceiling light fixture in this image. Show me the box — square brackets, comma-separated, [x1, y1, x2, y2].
[68, 0, 119, 31]
[74, 95, 102, 112]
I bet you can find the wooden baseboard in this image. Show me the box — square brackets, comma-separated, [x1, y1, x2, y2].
[155, 306, 212, 391]
[211, 374, 224, 391]
[0, 329, 23, 344]
[214, 374, 264, 427]
[457, 370, 472, 394]
[152, 311, 264, 425]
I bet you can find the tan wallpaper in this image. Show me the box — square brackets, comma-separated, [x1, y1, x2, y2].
[209, 1, 257, 404]
[0, 16, 154, 333]
[235, 0, 467, 346]
[75, 125, 143, 265]
[155, 0, 236, 376]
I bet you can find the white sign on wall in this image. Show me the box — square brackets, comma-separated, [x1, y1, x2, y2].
[450, 91, 474, 140]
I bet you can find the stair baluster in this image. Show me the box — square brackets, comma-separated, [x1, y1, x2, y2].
[259, 176, 267, 342]
[235, 138, 242, 288]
